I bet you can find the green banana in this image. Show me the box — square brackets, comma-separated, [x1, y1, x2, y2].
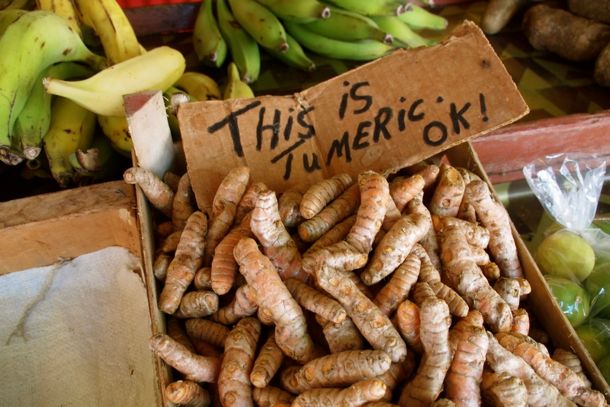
[284, 21, 395, 61]
[14, 62, 93, 160]
[228, 0, 288, 53]
[321, 0, 405, 16]
[0, 8, 25, 35]
[43, 96, 96, 187]
[303, 6, 392, 44]
[163, 86, 192, 138]
[43, 46, 185, 117]
[254, 0, 330, 23]
[0, 10, 106, 161]
[397, 4, 448, 31]
[371, 15, 434, 49]
[265, 32, 315, 72]
[193, 0, 227, 68]
[223, 62, 255, 100]
[217, 0, 260, 83]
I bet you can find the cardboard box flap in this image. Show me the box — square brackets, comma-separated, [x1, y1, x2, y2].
[178, 20, 529, 209]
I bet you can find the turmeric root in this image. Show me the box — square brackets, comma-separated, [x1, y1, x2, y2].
[481, 262, 501, 282]
[445, 310, 489, 407]
[300, 173, 353, 219]
[123, 166, 174, 217]
[163, 170, 181, 192]
[314, 242, 407, 362]
[394, 299, 422, 353]
[153, 253, 171, 281]
[192, 339, 223, 358]
[465, 180, 523, 278]
[303, 215, 356, 257]
[510, 308, 530, 336]
[346, 171, 389, 254]
[218, 317, 261, 407]
[496, 332, 601, 406]
[382, 194, 402, 232]
[429, 164, 466, 218]
[234, 237, 316, 363]
[431, 400, 456, 407]
[481, 371, 527, 407]
[250, 190, 305, 281]
[159, 230, 183, 253]
[235, 182, 267, 224]
[278, 189, 304, 228]
[193, 267, 212, 290]
[156, 220, 175, 238]
[149, 333, 220, 383]
[553, 348, 592, 388]
[250, 332, 284, 388]
[432, 216, 490, 249]
[292, 379, 386, 407]
[212, 284, 258, 325]
[412, 163, 440, 189]
[174, 290, 219, 319]
[159, 211, 207, 314]
[493, 278, 524, 311]
[438, 223, 513, 332]
[165, 380, 211, 407]
[172, 173, 195, 230]
[399, 283, 452, 407]
[252, 386, 295, 407]
[407, 193, 442, 270]
[285, 278, 346, 324]
[485, 332, 574, 407]
[482, 0, 528, 35]
[361, 213, 430, 285]
[298, 184, 360, 242]
[211, 213, 253, 295]
[204, 166, 250, 264]
[428, 281, 469, 318]
[185, 318, 230, 348]
[281, 350, 391, 394]
[167, 316, 196, 353]
[373, 251, 420, 316]
[375, 362, 409, 402]
[317, 315, 366, 353]
[389, 174, 425, 212]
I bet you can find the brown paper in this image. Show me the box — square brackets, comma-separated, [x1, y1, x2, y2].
[178, 21, 529, 208]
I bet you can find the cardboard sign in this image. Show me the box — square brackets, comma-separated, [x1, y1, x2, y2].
[178, 21, 529, 209]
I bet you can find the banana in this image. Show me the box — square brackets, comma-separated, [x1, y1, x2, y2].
[321, 0, 405, 16]
[303, 6, 392, 44]
[69, 131, 124, 182]
[193, 0, 227, 68]
[175, 71, 221, 101]
[371, 15, 434, 49]
[36, 0, 81, 36]
[254, 0, 330, 23]
[73, 0, 141, 64]
[98, 114, 132, 156]
[228, 0, 288, 53]
[163, 86, 191, 138]
[217, 0, 260, 83]
[0, 10, 106, 161]
[43, 96, 96, 187]
[265, 32, 315, 71]
[43, 46, 185, 117]
[0, 8, 26, 35]
[15, 62, 92, 160]
[397, 4, 448, 31]
[284, 21, 394, 61]
[223, 62, 255, 100]
[1, 0, 32, 10]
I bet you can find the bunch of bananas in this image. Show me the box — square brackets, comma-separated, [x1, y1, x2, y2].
[193, 0, 449, 83]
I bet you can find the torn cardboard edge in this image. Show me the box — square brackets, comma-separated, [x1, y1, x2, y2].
[177, 20, 529, 209]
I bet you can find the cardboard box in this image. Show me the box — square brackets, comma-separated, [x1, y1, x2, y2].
[0, 181, 167, 406]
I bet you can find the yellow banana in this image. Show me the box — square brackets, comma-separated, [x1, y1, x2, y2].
[36, 0, 81, 36]
[223, 62, 254, 100]
[98, 114, 132, 157]
[1, 0, 33, 10]
[43, 46, 185, 117]
[43, 96, 96, 186]
[175, 71, 221, 101]
[72, 0, 141, 64]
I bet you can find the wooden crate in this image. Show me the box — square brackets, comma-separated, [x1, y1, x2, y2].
[0, 181, 166, 406]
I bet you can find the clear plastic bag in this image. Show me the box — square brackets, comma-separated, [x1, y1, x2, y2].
[524, 154, 610, 326]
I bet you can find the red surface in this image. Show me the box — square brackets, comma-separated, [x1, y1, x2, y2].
[118, 0, 199, 8]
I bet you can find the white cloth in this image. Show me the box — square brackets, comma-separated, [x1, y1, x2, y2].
[0, 247, 158, 406]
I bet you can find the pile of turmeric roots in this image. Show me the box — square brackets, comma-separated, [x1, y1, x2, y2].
[124, 160, 607, 407]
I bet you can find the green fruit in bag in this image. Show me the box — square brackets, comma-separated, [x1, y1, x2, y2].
[585, 263, 610, 319]
[575, 319, 610, 362]
[597, 353, 610, 385]
[545, 275, 590, 327]
[536, 230, 596, 282]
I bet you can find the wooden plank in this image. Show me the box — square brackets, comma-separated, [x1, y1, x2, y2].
[472, 111, 610, 184]
[0, 181, 139, 275]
